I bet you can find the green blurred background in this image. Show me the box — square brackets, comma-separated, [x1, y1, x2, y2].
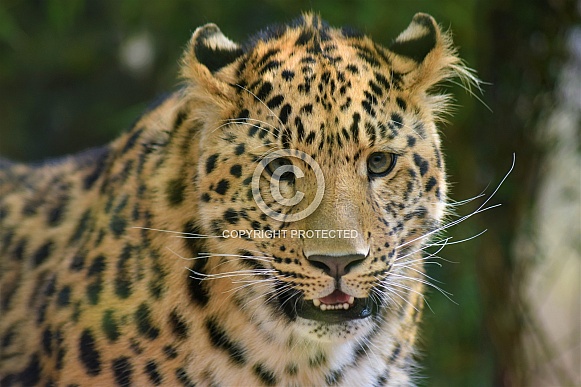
[1, 1, 579, 385]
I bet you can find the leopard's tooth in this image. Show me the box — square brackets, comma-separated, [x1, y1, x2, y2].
[313, 297, 354, 311]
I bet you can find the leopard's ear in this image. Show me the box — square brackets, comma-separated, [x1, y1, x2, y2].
[181, 24, 243, 97]
[388, 13, 470, 93]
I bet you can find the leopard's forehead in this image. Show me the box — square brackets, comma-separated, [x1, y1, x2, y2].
[241, 15, 379, 70]
[238, 15, 398, 106]
[225, 16, 429, 158]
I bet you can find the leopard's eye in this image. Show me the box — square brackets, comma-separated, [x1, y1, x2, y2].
[367, 152, 397, 177]
[265, 157, 294, 182]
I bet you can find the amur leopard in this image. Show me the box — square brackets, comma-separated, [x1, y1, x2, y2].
[0, 13, 476, 386]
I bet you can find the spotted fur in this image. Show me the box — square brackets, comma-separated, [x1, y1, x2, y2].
[0, 13, 475, 386]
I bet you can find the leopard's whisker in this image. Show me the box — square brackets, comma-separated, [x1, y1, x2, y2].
[235, 83, 285, 130]
[378, 278, 426, 302]
[216, 120, 276, 137]
[395, 155, 514, 251]
[224, 117, 280, 132]
[132, 226, 218, 238]
[186, 267, 276, 281]
[388, 272, 456, 304]
[373, 283, 419, 314]
[394, 235, 452, 263]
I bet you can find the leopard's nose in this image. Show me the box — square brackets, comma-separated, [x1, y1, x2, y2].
[307, 254, 366, 278]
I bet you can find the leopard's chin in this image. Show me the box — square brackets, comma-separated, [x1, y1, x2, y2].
[277, 289, 379, 324]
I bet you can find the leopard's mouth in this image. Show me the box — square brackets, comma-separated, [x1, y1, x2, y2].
[277, 287, 378, 324]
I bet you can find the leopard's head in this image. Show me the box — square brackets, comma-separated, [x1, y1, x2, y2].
[181, 13, 472, 341]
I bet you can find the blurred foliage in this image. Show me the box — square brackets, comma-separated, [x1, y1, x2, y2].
[0, 0, 576, 385]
